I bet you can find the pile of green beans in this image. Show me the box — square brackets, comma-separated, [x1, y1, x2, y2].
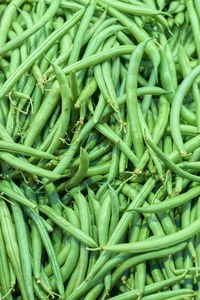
[1, 0, 200, 299]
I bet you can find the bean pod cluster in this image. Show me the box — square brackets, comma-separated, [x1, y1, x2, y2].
[0, 0, 200, 299]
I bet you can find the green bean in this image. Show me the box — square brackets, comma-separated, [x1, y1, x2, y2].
[70, 70, 79, 110]
[137, 106, 164, 178]
[33, 278, 49, 299]
[170, 64, 200, 155]
[36, 117, 60, 154]
[38, 204, 98, 248]
[145, 136, 200, 183]
[148, 258, 165, 285]
[186, 0, 200, 62]
[108, 273, 187, 300]
[45, 235, 70, 277]
[101, 0, 167, 16]
[0, 3, 197, 299]
[84, 281, 104, 300]
[107, 124, 120, 183]
[159, 44, 175, 104]
[127, 185, 200, 213]
[11, 200, 34, 300]
[46, 62, 71, 154]
[135, 221, 148, 296]
[75, 78, 97, 109]
[8, 261, 16, 290]
[0, 151, 63, 180]
[71, 140, 111, 168]
[0, 140, 55, 159]
[0, 180, 36, 208]
[178, 44, 200, 132]
[61, 147, 89, 190]
[177, 161, 200, 171]
[101, 37, 121, 120]
[70, 191, 91, 291]
[68, 0, 96, 64]
[31, 221, 43, 281]
[8, 32, 20, 78]
[83, 24, 124, 61]
[12, 22, 28, 62]
[38, 266, 55, 297]
[141, 70, 157, 119]
[102, 216, 200, 253]
[24, 80, 60, 146]
[152, 96, 170, 142]
[119, 119, 132, 174]
[109, 184, 120, 238]
[98, 194, 111, 246]
[194, 0, 200, 20]
[0, 200, 28, 300]
[182, 201, 195, 289]
[88, 188, 101, 227]
[0, 0, 26, 46]
[126, 40, 150, 158]
[0, 226, 13, 300]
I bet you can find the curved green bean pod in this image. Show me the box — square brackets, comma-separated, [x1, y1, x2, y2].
[108, 273, 188, 300]
[102, 217, 200, 253]
[127, 185, 200, 213]
[75, 77, 97, 109]
[170, 64, 200, 155]
[178, 161, 200, 170]
[0, 140, 55, 159]
[62, 148, 89, 190]
[0, 152, 62, 180]
[141, 290, 193, 299]
[38, 204, 98, 248]
[100, 0, 168, 16]
[49, 45, 136, 81]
